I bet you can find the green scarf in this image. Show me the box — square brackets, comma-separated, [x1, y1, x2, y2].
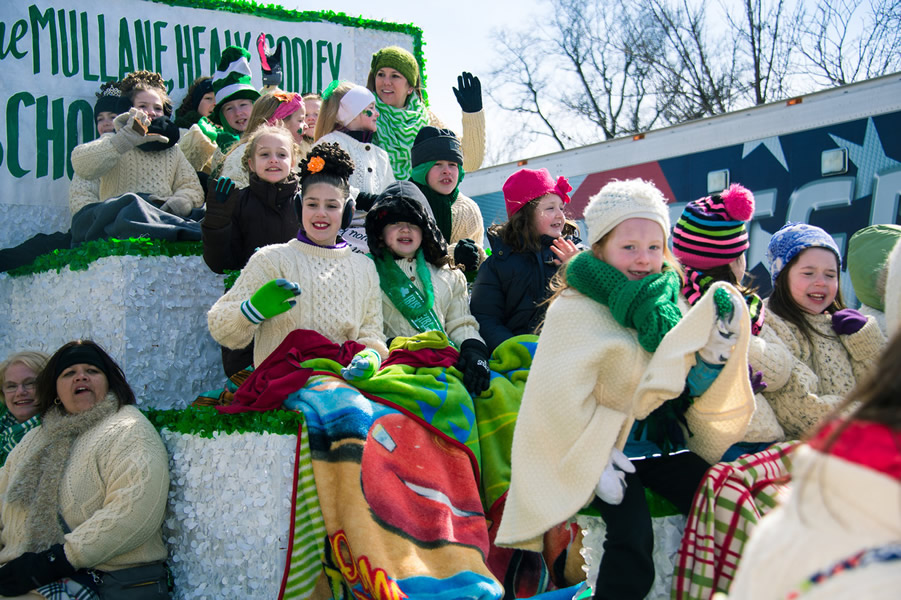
[374, 94, 430, 180]
[0, 411, 40, 467]
[565, 251, 683, 353]
[216, 121, 241, 153]
[410, 180, 457, 243]
[372, 250, 445, 335]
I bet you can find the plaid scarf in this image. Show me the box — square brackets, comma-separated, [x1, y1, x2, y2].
[0, 410, 40, 467]
[373, 94, 430, 180]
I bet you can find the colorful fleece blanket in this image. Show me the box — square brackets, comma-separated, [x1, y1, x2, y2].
[247, 330, 580, 598]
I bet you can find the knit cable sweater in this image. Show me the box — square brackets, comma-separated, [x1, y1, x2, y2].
[0, 405, 169, 571]
[447, 192, 487, 267]
[750, 304, 885, 439]
[70, 126, 203, 211]
[380, 258, 483, 348]
[496, 281, 754, 550]
[428, 110, 486, 173]
[208, 239, 388, 366]
[218, 141, 251, 189]
[68, 173, 101, 216]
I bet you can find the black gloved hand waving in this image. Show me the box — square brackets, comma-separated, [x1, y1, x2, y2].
[452, 72, 482, 113]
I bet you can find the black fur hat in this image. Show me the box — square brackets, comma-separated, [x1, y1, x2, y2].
[366, 181, 448, 264]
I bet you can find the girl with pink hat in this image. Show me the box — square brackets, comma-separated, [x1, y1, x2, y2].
[470, 168, 582, 352]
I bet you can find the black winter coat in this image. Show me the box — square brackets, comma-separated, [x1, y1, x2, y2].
[202, 173, 300, 274]
[470, 232, 574, 352]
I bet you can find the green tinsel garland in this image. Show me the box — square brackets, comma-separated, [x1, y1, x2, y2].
[146, 0, 429, 100]
[6, 238, 203, 278]
[144, 406, 305, 438]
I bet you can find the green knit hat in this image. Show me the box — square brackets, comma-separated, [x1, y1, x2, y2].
[210, 46, 260, 126]
[370, 46, 419, 87]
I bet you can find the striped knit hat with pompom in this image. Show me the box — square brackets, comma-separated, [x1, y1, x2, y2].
[210, 46, 261, 126]
[672, 184, 755, 270]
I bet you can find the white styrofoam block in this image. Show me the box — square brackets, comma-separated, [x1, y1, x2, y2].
[0, 254, 226, 409]
[161, 430, 296, 599]
[0, 202, 71, 249]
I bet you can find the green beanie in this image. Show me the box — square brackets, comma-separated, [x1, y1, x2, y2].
[848, 224, 901, 310]
[210, 46, 260, 126]
[370, 46, 420, 87]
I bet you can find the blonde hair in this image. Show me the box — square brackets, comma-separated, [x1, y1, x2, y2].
[221, 91, 290, 166]
[0, 351, 50, 404]
[313, 81, 355, 141]
[241, 124, 301, 178]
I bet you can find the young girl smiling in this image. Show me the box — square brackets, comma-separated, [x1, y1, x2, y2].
[750, 222, 886, 439]
[207, 143, 387, 369]
[497, 179, 754, 600]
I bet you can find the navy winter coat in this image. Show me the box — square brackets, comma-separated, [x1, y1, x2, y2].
[470, 232, 574, 352]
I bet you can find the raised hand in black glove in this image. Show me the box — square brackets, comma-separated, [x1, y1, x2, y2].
[455, 338, 491, 396]
[354, 191, 378, 212]
[454, 238, 480, 272]
[256, 33, 283, 87]
[452, 72, 482, 113]
[203, 176, 237, 229]
[0, 544, 76, 595]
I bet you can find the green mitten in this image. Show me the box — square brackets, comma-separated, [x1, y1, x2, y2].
[341, 348, 382, 382]
[241, 278, 301, 324]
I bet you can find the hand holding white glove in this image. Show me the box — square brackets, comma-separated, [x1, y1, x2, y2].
[698, 287, 741, 365]
[595, 447, 636, 505]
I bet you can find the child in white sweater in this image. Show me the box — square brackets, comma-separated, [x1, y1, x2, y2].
[207, 143, 388, 371]
[365, 181, 490, 396]
[496, 179, 754, 599]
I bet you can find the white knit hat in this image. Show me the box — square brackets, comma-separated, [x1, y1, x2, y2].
[337, 85, 376, 126]
[583, 179, 671, 247]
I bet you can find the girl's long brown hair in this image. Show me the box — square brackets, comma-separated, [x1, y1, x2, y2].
[768, 248, 845, 344]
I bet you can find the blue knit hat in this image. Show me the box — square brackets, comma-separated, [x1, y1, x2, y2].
[766, 222, 841, 284]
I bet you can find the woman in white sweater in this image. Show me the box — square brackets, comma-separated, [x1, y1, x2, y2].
[0, 340, 169, 598]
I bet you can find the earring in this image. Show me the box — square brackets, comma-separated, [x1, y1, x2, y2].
[54, 397, 61, 405]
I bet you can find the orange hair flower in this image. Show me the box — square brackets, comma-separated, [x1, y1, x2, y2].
[308, 156, 325, 174]
[272, 91, 295, 103]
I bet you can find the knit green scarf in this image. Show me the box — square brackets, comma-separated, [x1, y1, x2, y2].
[566, 251, 683, 353]
[374, 94, 430, 180]
[216, 121, 241, 153]
[372, 250, 445, 335]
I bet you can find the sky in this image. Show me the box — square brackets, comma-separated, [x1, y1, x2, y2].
[277, 0, 544, 162]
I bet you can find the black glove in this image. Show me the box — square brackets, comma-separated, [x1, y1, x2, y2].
[355, 191, 378, 212]
[454, 238, 480, 272]
[452, 72, 482, 113]
[203, 177, 237, 229]
[214, 176, 236, 204]
[456, 339, 490, 396]
[0, 544, 76, 595]
[256, 33, 283, 87]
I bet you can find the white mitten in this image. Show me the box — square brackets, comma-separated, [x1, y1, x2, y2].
[160, 196, 193, 217]
[698, 287, 741, 365]
[595, 447, 636, 505]
[113, 108, 151, 147]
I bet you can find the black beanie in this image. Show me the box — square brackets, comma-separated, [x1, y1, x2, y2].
[366, 181, 447, 263]
[95, 88, 130, 117]
[411, 126, 463, 168]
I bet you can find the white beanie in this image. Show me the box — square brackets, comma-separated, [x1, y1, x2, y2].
[583, 179, 671, 247]
[337, 85, 376, 126]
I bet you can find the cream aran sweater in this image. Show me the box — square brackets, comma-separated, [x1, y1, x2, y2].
[68, 173, 101, 215]
[447, 192, 488, 266]
[0, 405, 169, 571]
[178, 123, 217, 173]
[208, 239, 388, 366]
[380, 258, 483, 348]
[497, 281, 754, 550]
[728, 445, 901, 600]
[217, 140, 251, 189]
[315, 131, 395, 195]
[70, 126, 203, 211]
[749, 305, 885, 439]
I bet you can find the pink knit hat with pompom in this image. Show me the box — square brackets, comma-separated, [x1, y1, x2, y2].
[502, 168, 572, 218]
[672, 183, 755, 270]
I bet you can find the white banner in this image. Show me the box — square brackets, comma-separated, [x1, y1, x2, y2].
[0, 0, 416, 247]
